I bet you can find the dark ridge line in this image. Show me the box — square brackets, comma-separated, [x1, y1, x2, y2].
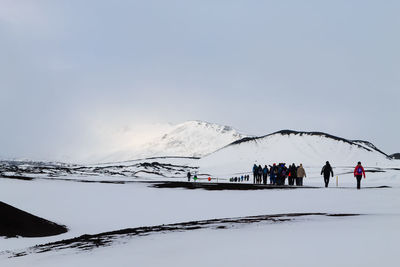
[150, 181, 319, 190]
[94, 156, 201, 166]
[0, 175, 34, 181]
[352, 140, 390, 157]
[150, 181, 392, 190]
[73, 161, 197, 170]
[7, 212, 359, 258]
[224, 130, 391, 158]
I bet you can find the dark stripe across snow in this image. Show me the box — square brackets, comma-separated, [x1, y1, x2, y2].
[7, 213, 359, 258]
[225, 130, 391, 158]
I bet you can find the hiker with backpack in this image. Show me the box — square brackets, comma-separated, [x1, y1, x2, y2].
[296, 164, 306, 186]
[321, 161, 334, 187]
[262, 165, 269, 185]
[277, 163, 287, 185]
[354, 162, 366, 189]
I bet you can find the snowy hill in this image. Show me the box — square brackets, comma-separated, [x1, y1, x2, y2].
[100, 121, 247, 163]
[198, 130, 395, 176]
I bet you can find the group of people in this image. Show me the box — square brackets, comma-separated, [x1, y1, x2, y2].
[252, 163, 307, 186]
[229, 175, 250, 182]
[250, 161, 366, 189]
[187, 161, 367, 189]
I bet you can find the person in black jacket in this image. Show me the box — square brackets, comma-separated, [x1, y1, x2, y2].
[321, 161, 334, 187]
[262, 165, 269, 185]
[276, 163, 288, 185]
[257, 165, 263, 184]
[269, 164, 277, 185]
[288, 163, 297, 186]
[252, 164, 257, 184]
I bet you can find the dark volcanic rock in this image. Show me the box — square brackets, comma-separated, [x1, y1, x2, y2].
[0, 201, 67, 238]
[390, 153, 400, 160]
[8, 212, 359, 257]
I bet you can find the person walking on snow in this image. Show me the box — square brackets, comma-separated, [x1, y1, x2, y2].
[321, 161, 334, 187]
[296, 164, 306, 186]
[262, 165, 269, 185]
[354, 162, 366, 189]
[288, 163, 297, 185]
[257, 165, 263, 184]
[269, 164, 277, 185]
[252, 164, 257, 184]
[187, 171, 191, 182]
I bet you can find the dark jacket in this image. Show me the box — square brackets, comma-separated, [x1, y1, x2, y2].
[270, 165, 277, 178]
[257, 165, 263, 175]
[263, 166, 269, 176]
[321, 163, 334, 178]
[289, 164, 297, 178]
[252, 164, 257, 174]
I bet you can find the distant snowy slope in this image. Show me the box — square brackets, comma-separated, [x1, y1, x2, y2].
[352, 140, 389, 156]
[198, 130, 394, 176]
[100, 121, 247, 162]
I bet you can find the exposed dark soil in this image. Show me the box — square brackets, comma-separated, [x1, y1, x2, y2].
[0, 201, 67, 238]
[390, 153, 400, 160]
[150, 181, 319, 190]
[0, 175, 34, 181]
[7, 212, 358, 258]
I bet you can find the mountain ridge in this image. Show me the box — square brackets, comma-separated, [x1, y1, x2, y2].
[225, 130, 390, 158]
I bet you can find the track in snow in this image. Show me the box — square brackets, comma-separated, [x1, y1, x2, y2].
[6, 213, 359, 258]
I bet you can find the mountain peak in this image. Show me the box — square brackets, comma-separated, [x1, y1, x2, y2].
[99, 121, 247, 162]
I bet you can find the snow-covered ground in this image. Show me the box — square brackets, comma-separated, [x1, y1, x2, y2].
[1, 166, 400, 266]
[1, 126, 399, 266]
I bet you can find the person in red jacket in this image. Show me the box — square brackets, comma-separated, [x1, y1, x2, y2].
[354, 162, 366, 189]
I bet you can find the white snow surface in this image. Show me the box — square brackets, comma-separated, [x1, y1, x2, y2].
[1, 127, 400, 266]
[99, 121, 246, 163]
[0, 169, 400, 266]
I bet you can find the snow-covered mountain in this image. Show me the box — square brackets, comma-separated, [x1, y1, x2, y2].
[100, 121, 247, 163]
[198, 130, 395, 176]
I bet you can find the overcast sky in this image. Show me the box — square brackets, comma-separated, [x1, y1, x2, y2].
[1, 0, 399, 162]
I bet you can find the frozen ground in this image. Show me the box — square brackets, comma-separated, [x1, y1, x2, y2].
[1, 164, 400, 266]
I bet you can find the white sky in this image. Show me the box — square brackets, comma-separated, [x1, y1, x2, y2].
[1, 0, 399, 162]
